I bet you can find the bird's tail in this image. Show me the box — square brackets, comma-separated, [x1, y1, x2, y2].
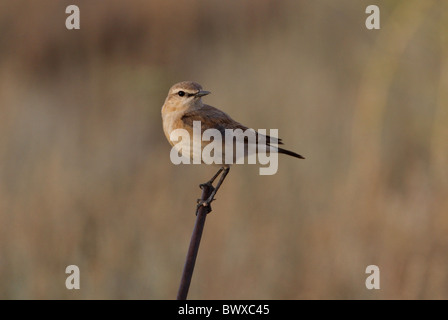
[253, 142, 305, 159]
[276, 147, 305, 159]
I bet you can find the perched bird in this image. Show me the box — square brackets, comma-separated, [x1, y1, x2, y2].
[161, 81, 304, 207]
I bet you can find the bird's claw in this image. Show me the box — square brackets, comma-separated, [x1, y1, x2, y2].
[199, 181, 214, 191]
[196, 200, 213, 215]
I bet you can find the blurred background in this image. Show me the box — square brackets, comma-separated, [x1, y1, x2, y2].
[0, 0, 447, 299]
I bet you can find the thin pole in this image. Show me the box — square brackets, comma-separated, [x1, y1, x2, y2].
[176, 182, 213, 300]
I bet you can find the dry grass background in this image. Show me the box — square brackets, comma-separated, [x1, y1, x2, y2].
[0, 0, 447, 299]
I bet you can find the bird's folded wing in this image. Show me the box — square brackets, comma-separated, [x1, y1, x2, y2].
[181, 105, 283, 145]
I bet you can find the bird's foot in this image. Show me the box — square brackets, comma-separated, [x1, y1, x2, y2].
[196, 199, 213, 215]
[196, 182, 216, 215]
[199, 182, 212, 190]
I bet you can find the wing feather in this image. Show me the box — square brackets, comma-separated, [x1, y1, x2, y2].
[181, 105, 284, 145]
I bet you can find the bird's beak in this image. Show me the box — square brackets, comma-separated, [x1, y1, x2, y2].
[196, 90, 210, 97]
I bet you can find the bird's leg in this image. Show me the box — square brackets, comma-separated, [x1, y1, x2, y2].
[196, 167, 223, 209]
[197, 167, 230, 210]
[199, 167, 224, 189]
[197, 167, 224, 204]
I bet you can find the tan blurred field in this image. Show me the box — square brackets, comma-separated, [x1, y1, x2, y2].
[0, 0, 447, 299]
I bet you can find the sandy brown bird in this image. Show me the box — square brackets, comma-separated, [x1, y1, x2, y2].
[161, 81, 304, 207]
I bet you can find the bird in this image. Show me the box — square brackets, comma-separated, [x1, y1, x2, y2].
[161, 81, 304, 208]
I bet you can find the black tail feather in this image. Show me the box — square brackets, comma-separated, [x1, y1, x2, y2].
[277, 147, 305, 159]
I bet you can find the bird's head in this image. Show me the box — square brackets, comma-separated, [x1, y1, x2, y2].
[164, 81, 210, 111]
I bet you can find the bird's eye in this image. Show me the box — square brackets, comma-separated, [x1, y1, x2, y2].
[178, 91, 185, 97]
